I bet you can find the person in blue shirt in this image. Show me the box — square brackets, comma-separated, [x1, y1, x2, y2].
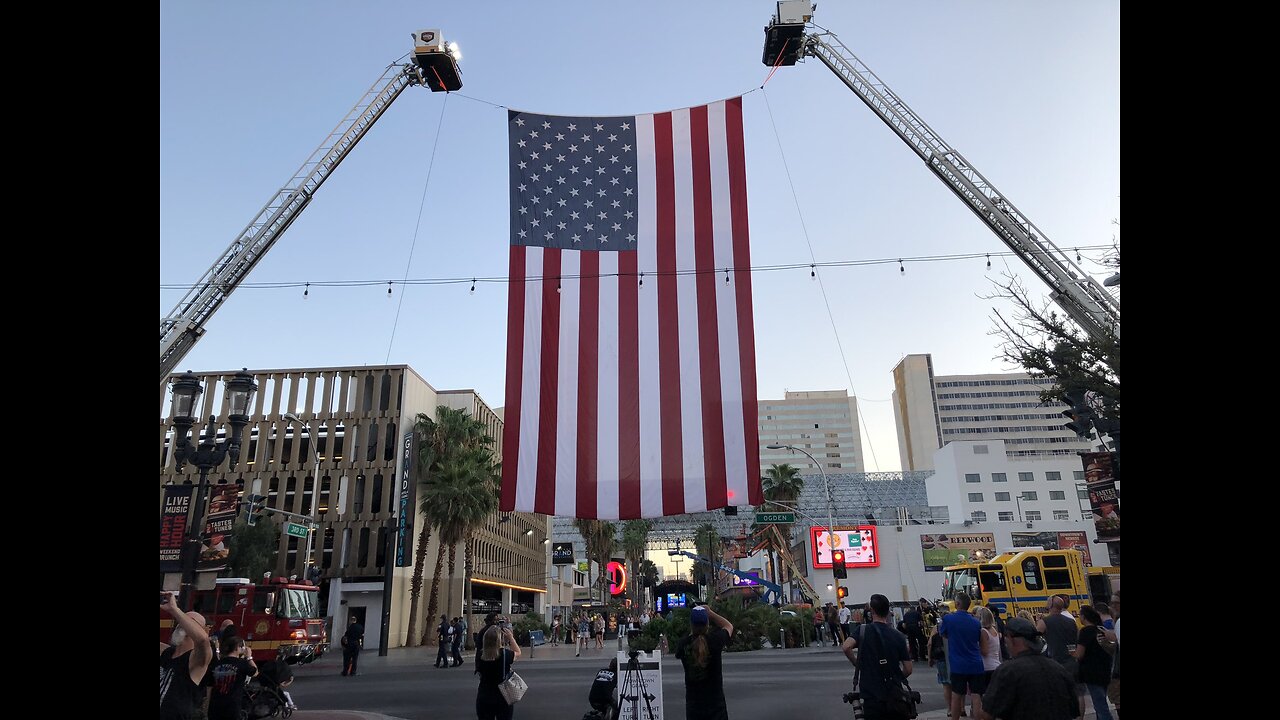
[939, 592, 987, 720]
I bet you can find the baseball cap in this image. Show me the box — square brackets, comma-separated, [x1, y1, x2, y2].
[690, 606, 709, 626]
[1003, 617, 1045, 651]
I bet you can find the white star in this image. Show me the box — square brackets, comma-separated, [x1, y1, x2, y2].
[608, 134, 618, 142]
[531, 218, 540, 227]
[582, 134, 591, 143]
[557, 198, 567, 207]
[531, 173, 540, 182]
[543, 142, 552, 151]
[545, 231, 555, 240]
[622, 144, 632, 152]
[544, 208, 553, 216]
[542, 121, 551, 129]
[610, 177, 620, 185]
[583, 155, 594, 164]
[599, 235, 608, 243]
[598, 211, 608, 220]
[612, 222, 622, 231]
[517, 139, 526, 148]
[556, 176, 567, 185]
[597, 189, 607, 197]
[572, 234, 582, 243]
[556, 154, 566, 163]
[609, 155, 619, 164]
[584, 200, 594, 208]
[530, 195, 540, 204]
[555, 133, 565, 141]
[624, 188, 634, 197]
[569, 144, 579, 153]
[570, 211, 580, 220]
[585, 223, 594, 232]
[611, 200, 621, 208]
[596, 166, 606, 175]
[594, 123, 604, 131]
[518, 229, 527, 237]
[543, 164, 552, 173]
[518, 161, 527, 169]
[530, 152, 540, 160]
[569, 166, 579, 174]
[570, 188, 580, 197]
[624, 210, 634, 219]
[515, 118, 525, 126]
[623, 165, 633, 174]
[596, 145, 605, 153]
[518, 183, 527, 192]
[518, 206, 528, 215]
[627, 233, 636, 243]
[568, 123, 577, 131]
[558, 221, 567, 230]
[620, 122, 631, 130]
[530, 130, 539, 138]
[583, 178, 593, 186]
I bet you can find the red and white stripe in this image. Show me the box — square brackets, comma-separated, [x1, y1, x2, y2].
[501, 97, 761, 520]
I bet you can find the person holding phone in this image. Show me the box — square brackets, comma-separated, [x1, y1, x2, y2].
[475, 622, 521, 720]
[674, 605, 735, 720]
[160, 592, 213, 720]
[206, 636, 258, 720]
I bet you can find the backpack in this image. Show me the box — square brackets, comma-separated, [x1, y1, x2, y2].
[858, 624, 919, 720]
[928, 632, 945, 661]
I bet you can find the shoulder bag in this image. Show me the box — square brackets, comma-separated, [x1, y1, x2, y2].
[862, 623, 919, 720]
[498, 649, 528, 704]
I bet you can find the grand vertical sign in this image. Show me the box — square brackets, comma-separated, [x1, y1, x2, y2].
[1082, 451, 1120, 542]
[160, 485, 195, 572]
[396, 431, 417, 567]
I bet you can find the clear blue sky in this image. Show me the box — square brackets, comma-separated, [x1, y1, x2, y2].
[160, 1, 1119, 472]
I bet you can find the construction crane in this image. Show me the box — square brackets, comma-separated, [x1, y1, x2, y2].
[669, 549, 789, 605]
[762, 2, 1119, 342]
[159, 30, 463, 385]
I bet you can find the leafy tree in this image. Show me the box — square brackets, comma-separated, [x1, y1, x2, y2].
[761, 464, 804, 585]
[226, 517, 279, 581]
[621, 519, 653, 607]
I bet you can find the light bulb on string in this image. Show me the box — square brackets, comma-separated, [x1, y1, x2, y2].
[639, 272, 644, 288]
[899, 259, 905, 275]
[725, 268, 730, 284]
[986, 255, 991, 270]
[387, 281, 393, 297]
[557, 278, 562, 294]
[304, 282, 310, 299]
[810, 264, 816, 279]
[1076, 248, 1082, 263]
[470, 278, 476, 294]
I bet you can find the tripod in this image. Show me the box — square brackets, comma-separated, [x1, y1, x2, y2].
[617, 650, 657, 720]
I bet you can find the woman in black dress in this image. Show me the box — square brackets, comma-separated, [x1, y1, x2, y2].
[475, 622, 522, 720]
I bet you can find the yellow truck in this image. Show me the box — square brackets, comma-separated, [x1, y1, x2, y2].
[940, 549, 1119, 618]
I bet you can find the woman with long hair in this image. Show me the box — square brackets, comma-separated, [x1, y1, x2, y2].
[474, 622, 521, 720]
[1072, 605, 1115, 720]
[976, 606, 1002, 703]
[674, 605, 735, 720]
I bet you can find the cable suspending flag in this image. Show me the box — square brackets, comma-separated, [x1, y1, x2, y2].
[500, 97, 763, 519]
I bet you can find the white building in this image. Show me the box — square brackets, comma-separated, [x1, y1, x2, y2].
[759, 390, 864, 475]
[892, 354, 1094, 471]
[928, 440, 1089, 525]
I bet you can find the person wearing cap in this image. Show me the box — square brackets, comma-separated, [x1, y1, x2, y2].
[674, 605, 735, 720]
[979, 617, 1079, 720]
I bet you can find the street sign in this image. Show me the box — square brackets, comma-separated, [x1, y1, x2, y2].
[285, 522, 310, 538]
[755, 512, 795, 524]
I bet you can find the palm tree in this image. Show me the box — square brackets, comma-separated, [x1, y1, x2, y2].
[621, 519, 653, 607]
[428, 448, 500, 644]
[574, 519, 618, 602]
[692, 522, 721, 594]
[405, 406, 492, 646]
[573, 519, 601, 601]
[762, 464, 804, 587]
[636, 559, 660, 609]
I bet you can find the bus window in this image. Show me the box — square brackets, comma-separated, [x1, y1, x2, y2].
[979, 569, 1007, 594]
[1042, 554, 1068, 568]
[942, 568, 979, 601]
[1045, 569, 1073, 590]
[1021, 557, 1042, 591]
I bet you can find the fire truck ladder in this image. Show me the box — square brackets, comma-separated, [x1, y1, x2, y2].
[159, 61, 427, 384]
[800, 29, 1120, 342]
[768, 523, 819, 601]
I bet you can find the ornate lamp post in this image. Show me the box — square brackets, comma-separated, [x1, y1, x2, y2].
[168, 369, 258, 607]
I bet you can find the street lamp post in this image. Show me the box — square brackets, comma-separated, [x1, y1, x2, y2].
[283, 412, 322, 582]
[168, 369, 258, 609]
[766, 444, 841, 606]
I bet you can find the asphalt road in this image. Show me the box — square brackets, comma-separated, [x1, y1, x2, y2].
[287, 641, 950, 719]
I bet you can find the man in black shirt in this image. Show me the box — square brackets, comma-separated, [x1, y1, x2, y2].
[207, 636, 258, 720]
[341, 615, 364, 676]
[902, 599, 927, 661]
[160, 593, 213, 720]
[588, 658, 618, 716]
[674, 605, 734, 720]
[982, 617, 1079, 720]
[841, 594, 913, 720]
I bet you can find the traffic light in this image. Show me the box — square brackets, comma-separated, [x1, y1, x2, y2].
[245, 494, 268, 526]
[837, 586, 848, 601]
[1061, 390, 1094, 438]
[832, 549, 848, 579]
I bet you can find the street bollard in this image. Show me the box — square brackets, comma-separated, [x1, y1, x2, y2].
[779, 627, 785, 650]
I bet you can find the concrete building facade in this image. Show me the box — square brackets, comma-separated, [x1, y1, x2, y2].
[758, 390, 864, 475]
[892, 354, 1094, 471]
[927, 440, 1091, 526]
[158, 365, 548, 651]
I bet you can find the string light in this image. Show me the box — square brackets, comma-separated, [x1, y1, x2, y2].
[899, 259, 905, 275]
[556, 278, 562, 293]
[387, 281, 393, 297]
[470, 278, 476, 294]
[810, 264, 816, 279]
[639, 272, 644, 287]
[725, 268, 730, 284]
[1076, 248, 1082, 263]
[303, 282, 309, 299]
[986, 255, 991, 270]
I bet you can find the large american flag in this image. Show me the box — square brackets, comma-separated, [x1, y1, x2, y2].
[500, 97, 763, 520]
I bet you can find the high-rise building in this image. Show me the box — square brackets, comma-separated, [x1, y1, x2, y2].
[892, 354, 1094, 471]
[758, 390, 864, 475]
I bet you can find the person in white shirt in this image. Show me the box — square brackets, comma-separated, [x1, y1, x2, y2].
[838, 604, 853, 643]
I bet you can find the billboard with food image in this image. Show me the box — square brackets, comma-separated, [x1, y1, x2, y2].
[920, 532, 996, 572]
[197, 483, 241, 571]
[1082, 451, 1120, 542]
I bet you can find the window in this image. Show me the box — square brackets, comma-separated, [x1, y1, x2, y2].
[971, 511, 987, 522]
[1019, 472, 1034, 482]
[998, 512, 1015, 521]
[995, 492, 1011, 502]
[1073, 471, 1086, 481]
[968, 492, 984, 502]
[1046, 471, 1062, 481]
[1022, 491, 1038, 501]
[973, 445, 989, 454]
[1053, 510, 1070, 520]
[1049, 491, 1066, 500]
[1026, 510, 1042, 521]
[992, 472, 1007, 483]
[965, 473, 981, 483]
[1020, 557, 1042, 591]
[1077, 488, 1089, 499]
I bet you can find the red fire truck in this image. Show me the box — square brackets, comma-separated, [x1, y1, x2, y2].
[161, 577, 328, 664]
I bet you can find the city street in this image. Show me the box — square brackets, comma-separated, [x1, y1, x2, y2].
[289, 639, 949, 719]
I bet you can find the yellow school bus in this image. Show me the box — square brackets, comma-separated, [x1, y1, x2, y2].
[940, 549, 1116, 618]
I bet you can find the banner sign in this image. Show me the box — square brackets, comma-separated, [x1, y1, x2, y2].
[197, 484, 241, 571]
[1082, 451, 1120, 542]
[810, 526, 880, 569]
[160, 485, 195, 572]
[396, 431, 418, 566]
[552, 542, 575, 565]
[1011, 531, 1093, 566]
[919, 532, 997, 572]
